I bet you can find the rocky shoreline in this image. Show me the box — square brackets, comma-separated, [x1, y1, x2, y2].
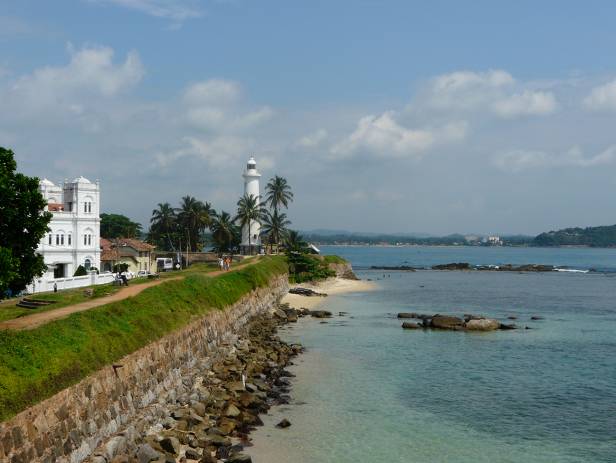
[85, 307, 306, 463]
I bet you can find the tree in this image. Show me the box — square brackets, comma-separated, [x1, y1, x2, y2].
[284, 229, 308, 253]
[235, 194, 265, 255]
[100, 213, 142, 239]
[210, 211, 240, 255]
[177, 196, 213, 252]
[261, 209, 291, 253]
[149, 202, 178, 251]
[265, 175, 294, 214]
[0, 147, 52, 296]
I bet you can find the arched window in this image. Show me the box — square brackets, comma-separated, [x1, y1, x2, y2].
[68, 234, 72, 245]
[48, 234, 52, 245]
[84, 258, 91, 270]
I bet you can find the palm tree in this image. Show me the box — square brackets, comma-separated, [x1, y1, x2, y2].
[265, 175, 294, 213]
[261, 209, 291, 254]
[285, 230, 307, 253]
[150, 202, 177, 251]
[235, 193, 265, 255]
[210, 211, 239, 255]
[177, 196, 214, 252]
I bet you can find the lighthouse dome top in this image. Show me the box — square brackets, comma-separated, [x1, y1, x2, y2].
[247, 156, 256, 169]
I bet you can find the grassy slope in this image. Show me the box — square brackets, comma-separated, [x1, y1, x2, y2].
[321, 255, 348, 265]
[0, 256, 287, 422]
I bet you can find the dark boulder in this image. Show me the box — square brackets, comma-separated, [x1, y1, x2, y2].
[276, 419, 291, 428]
[530, 316, 545, 320]
[430, 314, 465, 330]
[401, 322, 420, 329]
[310, 310, 332, 318]
[397, 312, 418, 319]
[432, 262, 471, 270]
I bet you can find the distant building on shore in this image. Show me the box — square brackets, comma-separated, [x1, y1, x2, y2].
[28, 177, 113, 293]
[241, 156, 262, 254]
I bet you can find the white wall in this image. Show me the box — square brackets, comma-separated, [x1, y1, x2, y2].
[27, 272, 115, 294]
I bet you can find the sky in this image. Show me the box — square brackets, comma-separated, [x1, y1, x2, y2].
[2, 0, 616, 235]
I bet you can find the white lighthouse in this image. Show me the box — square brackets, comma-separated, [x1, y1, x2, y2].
[241, 156, 262, 254]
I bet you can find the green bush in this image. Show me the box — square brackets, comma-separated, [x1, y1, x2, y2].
[0, 256, 287, 421]
[287, 253, 335, 283]
[73, 265, 87, 276]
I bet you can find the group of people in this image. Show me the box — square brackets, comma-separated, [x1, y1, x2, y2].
[218, 256, 233, 271]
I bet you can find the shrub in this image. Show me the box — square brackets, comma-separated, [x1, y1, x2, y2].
[73, 265, 87, 277]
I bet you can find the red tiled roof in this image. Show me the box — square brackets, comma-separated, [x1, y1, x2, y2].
[48, 203, 64, 212]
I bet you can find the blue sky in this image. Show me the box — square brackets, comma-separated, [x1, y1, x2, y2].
[2, 1, 616, 234]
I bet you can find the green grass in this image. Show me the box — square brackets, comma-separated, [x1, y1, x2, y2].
[322, 255, 348, 264]
[0, 276, 169, 323]
[0, 256, 287, 422]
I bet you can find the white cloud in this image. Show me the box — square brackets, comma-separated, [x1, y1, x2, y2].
[7, 45, 143, 117]
[331, 112, 466, 159]
[295, 129, 328, 148]
[183, 79, 273, 132]
[492, 90, 557, 117]
[493, 146, 616, 172]
[183, 79, 241, 105]
[92, 0, 203, 21]
[583, 79, 616, 111]
[156, 135, 252, 167]
[426, 70, 557, 118]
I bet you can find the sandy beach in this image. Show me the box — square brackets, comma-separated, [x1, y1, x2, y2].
[281, 277, 377, 310]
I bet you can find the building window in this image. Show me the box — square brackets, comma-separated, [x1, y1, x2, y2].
[60, 234, 64, 246]
[84, 234, 87, 245]
[88, 234, 92, 245]
[68, 235, 72, 245]
[48, 234, 52, 245]
[56, 234, 60, 246]
[89, 202, 92, 213]
[84, 258, 91, 271]
[84, 202, 87, 213]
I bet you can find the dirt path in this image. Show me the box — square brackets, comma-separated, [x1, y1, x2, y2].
[0, 259, 259, 331]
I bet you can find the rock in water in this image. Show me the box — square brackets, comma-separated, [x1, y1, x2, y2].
[227, 455, 253, 463]
[310, 310, 332, 318]
[531, 316, 545, 320]
[401, 322, 420, 329]
[397, 312, 418, 319]
[465, 318, 500, 331]
[276, 418, 291, 428]
[430, 314, 465, 330]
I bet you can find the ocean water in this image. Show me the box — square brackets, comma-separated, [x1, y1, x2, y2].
[248, 246, 616, 463]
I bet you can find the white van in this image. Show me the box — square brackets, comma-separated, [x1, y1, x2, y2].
[156, 258, 174, 272]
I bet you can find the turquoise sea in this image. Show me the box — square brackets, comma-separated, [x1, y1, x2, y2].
[248, 246, 616, 462]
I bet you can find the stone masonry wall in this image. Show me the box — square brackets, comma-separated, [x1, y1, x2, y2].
[0, 274, 289, 463]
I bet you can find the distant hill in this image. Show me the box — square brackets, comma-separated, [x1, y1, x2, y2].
[301, 232, 534, 246]
[533, 225, 616, 247]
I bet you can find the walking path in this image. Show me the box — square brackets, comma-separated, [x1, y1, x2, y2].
[0, 259, 258, 331]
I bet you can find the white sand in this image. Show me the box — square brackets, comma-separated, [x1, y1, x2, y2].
[281, 277, 377, 310]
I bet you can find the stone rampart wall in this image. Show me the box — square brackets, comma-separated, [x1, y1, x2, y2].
[0, 274, 288, 463]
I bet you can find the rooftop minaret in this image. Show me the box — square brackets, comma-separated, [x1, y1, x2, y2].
[241, 156, 262, 253]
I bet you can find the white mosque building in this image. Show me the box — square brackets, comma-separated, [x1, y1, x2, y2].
[28, 176, 113, 293]
[241, 157, 262, 255]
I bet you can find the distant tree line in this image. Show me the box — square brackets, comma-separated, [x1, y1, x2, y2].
[533, 225, 616, 247]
